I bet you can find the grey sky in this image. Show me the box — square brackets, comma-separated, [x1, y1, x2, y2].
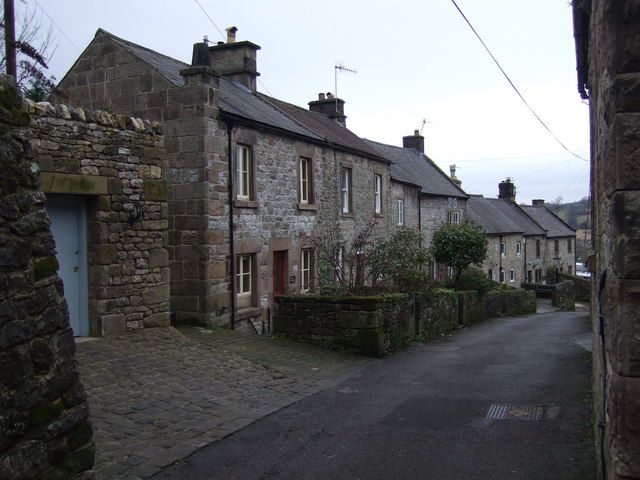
[35, 0, 590, 204]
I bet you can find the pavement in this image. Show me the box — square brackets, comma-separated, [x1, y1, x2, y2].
[152, 308, 596, 480]
[75, 326, 370, 479]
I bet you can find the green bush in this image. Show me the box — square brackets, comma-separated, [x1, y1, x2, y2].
[443, 267, 497, 295]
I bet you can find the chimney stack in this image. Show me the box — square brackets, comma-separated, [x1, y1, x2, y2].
[449, 164, 462, 187]
[226, 26, 237, 43]
[402, 130, 424, 154]
[532, 199, 545, 206]
[308, 92, 347, 127]
[208, 27, 261, 91]
[498, 178, 516, 202]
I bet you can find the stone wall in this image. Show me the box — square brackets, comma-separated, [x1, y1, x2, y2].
[416, 289, 458, 340]
[554, 270, 591, 303]
[0, 77, 94, 479]
[420, 196, 466, 246]
[28, 99, 170, 336]
[524, 234, 546, 283]
[272, 294, 413, 357]
[545, 236, 576, 277]
[584, 2, 640, 477]
[551, 280, 576, 311]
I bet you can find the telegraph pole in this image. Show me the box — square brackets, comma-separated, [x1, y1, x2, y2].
[4, 0, 16, 78]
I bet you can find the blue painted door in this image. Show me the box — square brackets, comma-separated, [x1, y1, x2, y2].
[46, 195, 89, 336]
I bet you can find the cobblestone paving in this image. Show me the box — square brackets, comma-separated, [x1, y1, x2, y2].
[76, 327, 370, 479]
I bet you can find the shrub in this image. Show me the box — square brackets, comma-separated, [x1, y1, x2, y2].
[431, 222, 488, 288]
[443, 267, 497, 296]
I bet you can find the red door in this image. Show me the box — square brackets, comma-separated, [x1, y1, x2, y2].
[273, 250, 287, 296]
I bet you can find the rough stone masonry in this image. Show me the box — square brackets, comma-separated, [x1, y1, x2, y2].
[0, 76, 95, 479]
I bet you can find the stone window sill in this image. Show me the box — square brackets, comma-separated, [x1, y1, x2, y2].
[297, 203, 317, 211]
[234, 199, 259, 209]
[341, 212, 354, 219]
[374, 213, 384, 218]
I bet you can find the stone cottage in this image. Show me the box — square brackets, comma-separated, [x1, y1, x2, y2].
[53, 28, 393, 331]
[520, 200, 576, 276]
[467, 179, 576, 285]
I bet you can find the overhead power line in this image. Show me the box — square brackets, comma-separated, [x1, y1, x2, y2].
[191, 0, 273, 96]
[449, 0, 588, 162]
[33, 0, 81, 53]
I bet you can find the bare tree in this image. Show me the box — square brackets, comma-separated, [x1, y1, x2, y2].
[1, 1, 58, 99]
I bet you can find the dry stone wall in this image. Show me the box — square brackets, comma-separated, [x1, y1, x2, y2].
[26, 96, 170, 336]
[0, 76, 95, 479]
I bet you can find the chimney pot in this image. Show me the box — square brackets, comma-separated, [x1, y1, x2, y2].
[190, 42, 211, 68]
[326, 92, 334, 99]
[414, 129, 419, 136]
[226, 26, 237, 43]
[318, 92, 325, 100]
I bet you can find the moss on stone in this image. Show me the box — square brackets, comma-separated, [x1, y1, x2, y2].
[32, 256, 59, 281]
[143, 179, 167, 201]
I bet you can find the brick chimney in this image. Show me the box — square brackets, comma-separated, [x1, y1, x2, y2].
[402, 130, 424, 154]
[208, 26, 261, 91]
[498, 178, 516, 202]
[532, 199, 545, 206]
[449, 164, 462, 187]
[308, 92, 347, 127]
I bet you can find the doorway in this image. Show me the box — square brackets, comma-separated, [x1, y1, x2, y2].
[273, 250, 288, 296]
[46, 194, 89, 337]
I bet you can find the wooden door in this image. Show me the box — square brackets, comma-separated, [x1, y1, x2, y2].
[273, 250, 287, 296]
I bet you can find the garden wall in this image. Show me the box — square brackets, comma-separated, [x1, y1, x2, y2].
[272, 294, 414, 357]
[555, 271, 591, 303]
[551, 280, 576, 311]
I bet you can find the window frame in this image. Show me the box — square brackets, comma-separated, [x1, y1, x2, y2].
[236, 253, 252, 297]
[397, 199, 405, 226]
[509, 269, 515, 282]
[488, 268, 493, 280]
[300, 248, 313, 293]
[447, 211, 460, 225]
[236, 144, 252, 200]
[341, 167, 353, 214]
[554, 239, 560, 255]
[374, 174, 382, 214]
[500, 242, 506, 256]
[298, 157, 313, 205]
[499, 268, 505, 283]
[516, 241, 521, 256]
[535, 239, 541, 258]
[567, 238, 572, 253]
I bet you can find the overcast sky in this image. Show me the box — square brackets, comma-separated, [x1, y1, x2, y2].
[33, 0, 590, 204]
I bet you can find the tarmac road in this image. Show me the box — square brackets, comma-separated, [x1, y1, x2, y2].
[152, 309, 595, 480]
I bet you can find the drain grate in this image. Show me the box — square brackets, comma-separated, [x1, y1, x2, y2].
[486, 404, 551, 421]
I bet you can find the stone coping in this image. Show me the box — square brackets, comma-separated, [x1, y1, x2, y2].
[23, 98, 163, 135]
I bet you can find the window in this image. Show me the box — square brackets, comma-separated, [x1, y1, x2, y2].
[527, 270, 532, 283]
[488, 268, 493, 280]
[499, 268, 505, 283]
[500, 242, 506, 256]
[341, 167, 352, 214]
[236, 254, 252, 296]
[447, 211, 460, 225]
[299, 157, 313, 205]
[236, 145, 251, 200]
[374, 174, 382, 214]
[535, 239, 541, 258]
[509, 269, 515, 282]
[397, 199, 404, 226]
[300, 248, 313, 292]
[516, 241, 521, 256]
[554, 239, 560, 255]
[567, 238, 573, 253]
[535, 269, 542, 283]
[447, 266, 454, 279]
[568, 265, 573, 275]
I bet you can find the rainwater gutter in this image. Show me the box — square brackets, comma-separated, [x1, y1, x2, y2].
[225, 119, 236, 330]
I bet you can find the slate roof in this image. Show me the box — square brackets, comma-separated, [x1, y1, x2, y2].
[466, 196, 525, 235]
[363, 139, 468, 198]
[262, 96, 386, 161]
[520, 205, 575, 237]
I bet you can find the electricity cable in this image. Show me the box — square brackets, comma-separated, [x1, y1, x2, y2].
[449, 0, 587, 162]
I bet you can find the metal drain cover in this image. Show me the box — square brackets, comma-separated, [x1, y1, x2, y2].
[486, 404, 560, 421]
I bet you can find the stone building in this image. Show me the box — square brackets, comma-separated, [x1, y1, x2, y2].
[466, 195, 526, 285]
[365, 132, 469, 245]
[572, 1, 640, 478]
[27, 99, 170, 337]
[521, 200, 576, 276]
[467, 179, 575, 285]
[53, 28, 392, 330]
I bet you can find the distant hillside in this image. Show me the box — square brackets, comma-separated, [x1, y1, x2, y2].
[545, 197, 589, 229]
